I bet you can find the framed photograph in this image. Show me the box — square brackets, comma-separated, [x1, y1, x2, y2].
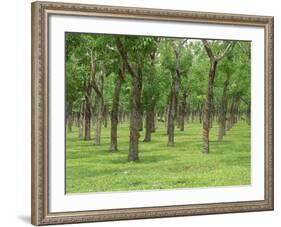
[31, 1, 274, 225]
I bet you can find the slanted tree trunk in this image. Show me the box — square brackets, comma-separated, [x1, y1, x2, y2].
[109, 64, 125, 152]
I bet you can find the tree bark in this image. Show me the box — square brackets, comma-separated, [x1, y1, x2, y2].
[227, 96, 240, 131]
[84, 93, 91, 140]
[94, 97, 103, 145]
[138, 112, 143, 131]
[179, 92, 187, 131]
[128, 74, 141, 161]
[201, 39, 235, 154]
[246, 101, 251, 125]
[116, 37, 142, 161]
[109, 65, 124, 151]
[89, 49, 104, 145]
[66, 103, 73, 133]
[218, 73, 230, 142]
[153, 112, 157, 132]
[167, 74, 180, 146]
[78, 101, 85, 139]
[202, 60, 217, 153]
[144, 105, 155, 142]
[103, 104, 108, 128]
[67, 115, 73, 133]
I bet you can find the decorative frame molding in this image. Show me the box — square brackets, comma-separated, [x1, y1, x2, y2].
[31, 1, 274, 225]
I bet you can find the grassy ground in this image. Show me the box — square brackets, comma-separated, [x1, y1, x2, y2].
[66, 121, 251, 193]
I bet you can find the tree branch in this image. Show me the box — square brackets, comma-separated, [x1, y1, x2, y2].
[118, 59, 126, 81]
[115, 37, 138, 78]
[202, 39, 215, 60]
[216, 42, 236, 61]
[89, 48, 103, 98]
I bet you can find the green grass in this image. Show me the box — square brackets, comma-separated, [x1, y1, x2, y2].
[66, 121, 251, 193]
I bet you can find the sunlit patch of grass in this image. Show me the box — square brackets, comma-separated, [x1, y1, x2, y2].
[66, 121, 250, 193]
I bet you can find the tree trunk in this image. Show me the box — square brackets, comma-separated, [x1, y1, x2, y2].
[218, 73, 230, 142]
[84, 94, 91, 140]
[179, 92, 187, 131]
[94, 98, 103, 145]
[67, 115, 73, 133]
[78, 101, 85, 139]
[144, 108, 154, 142]
[186, 104, 190, 124]
[103, 104, 108, 128]
[177, 105, 181, 129]
[201, 39, 235, 153]
[165, 106, 169, 128]
[116, 38, 143, 161]
[202, 60, 217, 153]
[128, 74, 141, 161]
[246, 101, 251, 125]
[199, 109, 203, 124]
[66, 103, 73, 133]
[109, 67, 124, 151]
[152, 112, 157, 132]
[167, 75, 180, 146]
[227, 97, 237, 131]
[138, 112, 143, 131]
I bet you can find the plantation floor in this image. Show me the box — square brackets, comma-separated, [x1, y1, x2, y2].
[66, 122, 251, 193]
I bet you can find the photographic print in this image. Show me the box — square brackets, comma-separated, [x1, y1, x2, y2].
[65, 34, 251, 193]
[31, 1, 273, 225]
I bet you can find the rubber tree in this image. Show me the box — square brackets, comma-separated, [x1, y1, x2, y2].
[109, 59, 126, 151]
[143, 38, 161, 142]
[116, 36, 157, 161]
[216, 54, 234, 142]
[201, 40, 235, 154]
[65, 33, 94, 140]
[161, 39, 191, 146]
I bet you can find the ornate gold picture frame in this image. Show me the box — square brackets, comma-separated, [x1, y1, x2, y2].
[31, 1, 273, 225]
